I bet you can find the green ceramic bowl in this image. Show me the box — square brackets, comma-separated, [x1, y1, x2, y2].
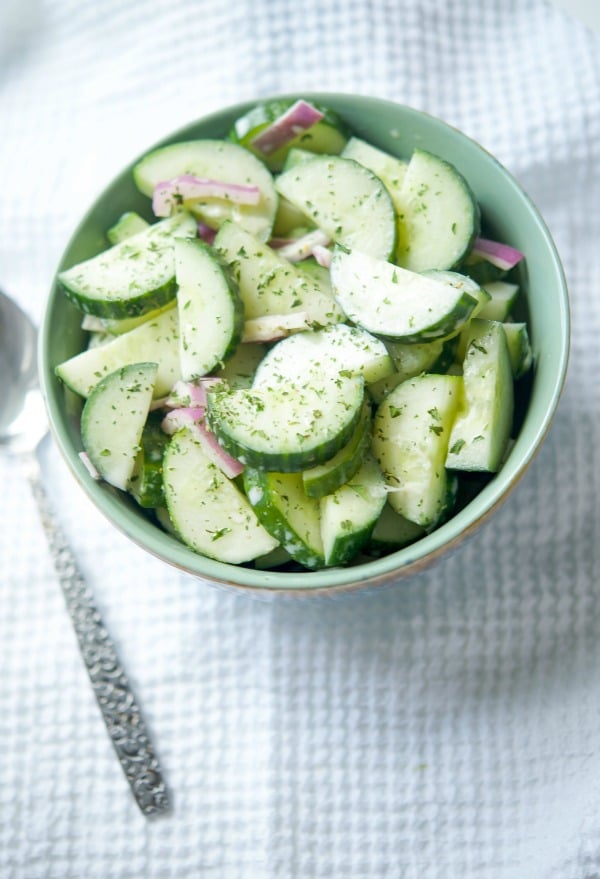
[39, 94, 570, 596]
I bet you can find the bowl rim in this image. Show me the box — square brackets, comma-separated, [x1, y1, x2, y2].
[39, 93, 571, 596]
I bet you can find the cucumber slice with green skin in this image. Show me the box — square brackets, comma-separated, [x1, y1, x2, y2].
[128, 411, 168, 508]
[106, 211, 150, 245]
[214, 221, 343, 326]
[243, 468, 324, 569]
[133, 139, 278, 241]
[206, 374, 364, 472]
[365, 502, 426, 556]
[302, 399, 372, 499]
[502, 321, 533, 379]
[281, 147, 319, 172]
[252, 323, 394, 390]
[461, 251, 508, 285]
[163, 427, 278, 564]
[341, 136, 408, 241]
[271, 195, 314, 237]
[214, 341, 267, 389]
[320, 454, 387, 567]
[372, 373, 462, 527]
[275, 155, 397, 261]
[368, 336, 459, 404]
[56, 306, 181, 399]
[81, 302, 175, 337]
[174, 238, 244, 380]
[478, 281, 519, 321]
[58, 213, 197, 319]
[228, 98, 348, 172]
[81, 362, 158, 491]
[396, 148, 480, 272]
[446, 319, 514, 472]
[330, 247, 479, 343]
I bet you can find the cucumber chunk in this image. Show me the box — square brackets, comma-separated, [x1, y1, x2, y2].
[302, 399, 372, 499]
[206, 374, 364, 472]
[365, 502, 426, 556]
[174, 238, 244, 380]
[446, 320, 514, 472]
[56, 306, 181, 399]
[275, 155, 397, 260]
[128, 411, 168, 508]
[214, 221, 343, 326]
[396, 148, 479, 272]
[58, 213, 197, 319]
[243, 469, 324, 569]
[372, 373, 462, 527]
[478, 281, 519, 321]
[81, 362, 158, 491]
[330, 247, 479, 342]
[163, 428, 278, 564]
[502, 321, 533, 380]
[133, 139, 278, 241]
[229, 98, 348, 171]
[320, 454, 387, 566]
[252, 323, 394, 390]
[106, 211, 150, 245]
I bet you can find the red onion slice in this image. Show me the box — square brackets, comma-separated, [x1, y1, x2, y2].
[250, 100, 324, 156]
[471, 237, 524, 271]
[311, 243, 333, 269]
[153, 175, 261, 217]
[161, 405, 244, 478]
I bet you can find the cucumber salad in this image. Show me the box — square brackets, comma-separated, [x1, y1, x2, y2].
[55, 97, 533, 571]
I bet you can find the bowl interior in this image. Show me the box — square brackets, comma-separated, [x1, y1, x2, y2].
[39, 94, 570, 595]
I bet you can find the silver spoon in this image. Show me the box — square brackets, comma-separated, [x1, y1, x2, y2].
[0, 288, 171, 817]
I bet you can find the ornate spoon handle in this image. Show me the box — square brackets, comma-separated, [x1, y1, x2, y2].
[24, 452, 171, 817]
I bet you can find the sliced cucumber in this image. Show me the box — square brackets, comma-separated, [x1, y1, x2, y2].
[478, 280, 519, 321]
[206, 374, 364, 472]
[243, 469, 324, 568]
[106, 211, 150, 245]
[229, 98, 348, 171]
[368, 336, 459, 404]
[372, 373, 462, 527]
[281, 147, 318, 171]
[461, 250, 508, 285]
[446, 319, 514, 472]
[396, 148, 479, 272]
[81, 362, 158, 491]
[56, 306, 181, 399]
[81, 302, 174, 337]
[252, 323, 394, 390]
[133, 139, 278, 241]
[174, 238, 244, 380]
[341, 136, 408, 243]
[330, 247, 479, 342]
[275, 155, 397, 260]
[366, 502, 426, 556]
[58, 213, 197, 319]
[128, 411, 168, 508]
[302, 399, 371, 499]
[503, 321, 533, 380]
[163, 427, 278, 564]
[320, 454, 387, 566]
[214, 221, 343, 326]
[214, 341, 267, 389]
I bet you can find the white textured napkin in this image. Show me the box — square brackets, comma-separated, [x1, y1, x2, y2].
[1, 1, 599, 877]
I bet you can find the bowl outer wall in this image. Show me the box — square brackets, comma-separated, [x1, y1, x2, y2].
[39, 93, 570, 595]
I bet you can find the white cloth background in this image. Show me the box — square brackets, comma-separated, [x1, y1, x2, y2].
[1, 1, 599, 877]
